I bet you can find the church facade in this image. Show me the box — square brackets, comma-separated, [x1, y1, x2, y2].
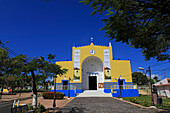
[52, 41, 138, 97]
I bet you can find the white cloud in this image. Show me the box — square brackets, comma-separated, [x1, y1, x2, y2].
[151, 74, 162, 80]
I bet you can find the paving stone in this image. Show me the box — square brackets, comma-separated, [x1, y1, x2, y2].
[57, 97, 161, 113]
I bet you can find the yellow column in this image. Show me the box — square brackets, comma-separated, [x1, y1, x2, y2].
[75, 87, 76, 94]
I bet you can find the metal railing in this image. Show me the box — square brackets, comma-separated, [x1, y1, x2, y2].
[54, 85, 77, 90]
[111, 84, 137, 90]
[53, 85, 80, 94]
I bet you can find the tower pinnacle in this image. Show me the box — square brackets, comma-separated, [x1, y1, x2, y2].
[91, 37, 93, 43]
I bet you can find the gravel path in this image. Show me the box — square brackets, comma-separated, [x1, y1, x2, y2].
[56, 97, 159, 113]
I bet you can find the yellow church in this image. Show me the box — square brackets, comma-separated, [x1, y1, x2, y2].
[52, 39, 138, 97]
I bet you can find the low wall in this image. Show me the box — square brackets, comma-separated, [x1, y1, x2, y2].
[76, 89, 83, 93]
[112, 89, 139, 97]
[104, 89, 139, 97]
[104, 89, 111, 93]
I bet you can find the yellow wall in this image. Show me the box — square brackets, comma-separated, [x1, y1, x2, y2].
[55, 43, 132, 83]
[110, 60, 132, 82]
[56, 61, 73, 83]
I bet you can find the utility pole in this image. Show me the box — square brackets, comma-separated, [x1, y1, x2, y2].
[139, 66, 155, 106]
[164, 71, 167, 78]
[149, 66, 154, 106]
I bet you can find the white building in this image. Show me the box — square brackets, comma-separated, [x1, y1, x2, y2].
[154, 78, 170, 98]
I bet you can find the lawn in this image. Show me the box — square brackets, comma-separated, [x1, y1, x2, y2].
[122, 95, 170, 109]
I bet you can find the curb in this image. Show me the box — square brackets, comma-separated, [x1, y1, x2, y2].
[111, 97, 149, 108]
[60, 97, 75, 108]
[48, 97, 75, 112]
[111, 97, 169, 112]
[0, 96, 33, 102]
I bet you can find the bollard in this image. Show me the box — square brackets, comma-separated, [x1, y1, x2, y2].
[13, 100, 16, 108]
[17, 100, 20, 107]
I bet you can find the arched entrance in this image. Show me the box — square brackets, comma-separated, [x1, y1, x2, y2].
[82, 56, 104, 90]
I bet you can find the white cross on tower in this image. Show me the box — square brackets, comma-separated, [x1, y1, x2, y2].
[91, 37, 93, 43]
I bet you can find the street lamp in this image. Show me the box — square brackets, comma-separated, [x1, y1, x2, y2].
[53, 75, 57, 108]
[138, 66, 154, 106]
[118, 77, 123, 99]
[68, 77, 72, 99]
[138, 67, 144, 72]
[114, 76, 122, 99]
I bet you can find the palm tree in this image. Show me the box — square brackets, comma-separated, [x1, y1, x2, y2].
[47, 53, 56, 63]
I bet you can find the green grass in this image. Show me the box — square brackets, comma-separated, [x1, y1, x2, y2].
[122, 95, 170, 109]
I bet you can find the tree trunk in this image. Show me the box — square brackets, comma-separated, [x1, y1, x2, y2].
[0, 78, 4, 99]
[43, 81, 45, 90]
[17, 81, 19, 93]
[31, 70, 37, 108]
[11, 84, 14, 94]
[19, 80, 22, 96]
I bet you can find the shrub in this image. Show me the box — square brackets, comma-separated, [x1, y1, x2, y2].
[42, 92, 64, 99]
[143, 100, 149, 107]
[37, 103, 46, 113]
[129, 98, 139, 104]
[163, 103, 170, 109]
[28, 103, 46, 113]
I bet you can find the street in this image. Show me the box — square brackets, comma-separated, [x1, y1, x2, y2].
[0, 101, 13, 113]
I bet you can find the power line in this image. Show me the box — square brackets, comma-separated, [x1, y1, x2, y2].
[164, 71, 167, 78]
[0, 41, 19, 56]
[152, 68, 170, 72]
[150, 62, 170, 67]
[156, 71, 164, 75]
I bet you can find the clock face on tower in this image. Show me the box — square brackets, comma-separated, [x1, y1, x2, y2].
[90, 50, 95, 55]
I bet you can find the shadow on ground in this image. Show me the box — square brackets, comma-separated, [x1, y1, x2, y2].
[48, 107, 86, 113]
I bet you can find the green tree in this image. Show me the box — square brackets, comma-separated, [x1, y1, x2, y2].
[0, 48, 10, 99]
[11, 55, 67, 107]
[80, 0, 170, 61]
[132, 72, 148, 85]
[5, 75, 17, 91]
[36, 75, 48, 90]
[153, 76, 160, 83]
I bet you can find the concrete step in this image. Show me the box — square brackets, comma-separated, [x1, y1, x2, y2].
[77, 90, 112, 97]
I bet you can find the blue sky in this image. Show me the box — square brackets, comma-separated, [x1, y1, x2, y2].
[0, 0, 169, 80]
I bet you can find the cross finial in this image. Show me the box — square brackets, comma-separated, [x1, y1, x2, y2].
[91, 37, 93, 43]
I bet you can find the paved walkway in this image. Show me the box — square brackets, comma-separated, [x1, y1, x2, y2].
[21, 97, 74, 112]
[0, 101, 13, 113]
[57, 97, 159, 113]
[0, 92, 33, 102]
[77, 90, 112, 97]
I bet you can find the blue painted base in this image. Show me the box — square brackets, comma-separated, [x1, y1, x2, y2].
[104, 89, 111, 93]
[111, 89, 139, 97]
[76, 89, 83, 93]
[50, 90, 76, 97]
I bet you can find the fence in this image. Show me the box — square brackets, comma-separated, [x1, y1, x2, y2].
[51, 85, 84, 96]
[111, 84, 137, 90]
[138, 86, 151, 95]
[54, 85, 77, 90]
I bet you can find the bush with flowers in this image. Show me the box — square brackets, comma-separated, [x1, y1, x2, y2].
[42, 92, 64, 99]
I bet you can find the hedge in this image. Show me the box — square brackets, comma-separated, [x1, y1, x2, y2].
[42, 92, 65, 99]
